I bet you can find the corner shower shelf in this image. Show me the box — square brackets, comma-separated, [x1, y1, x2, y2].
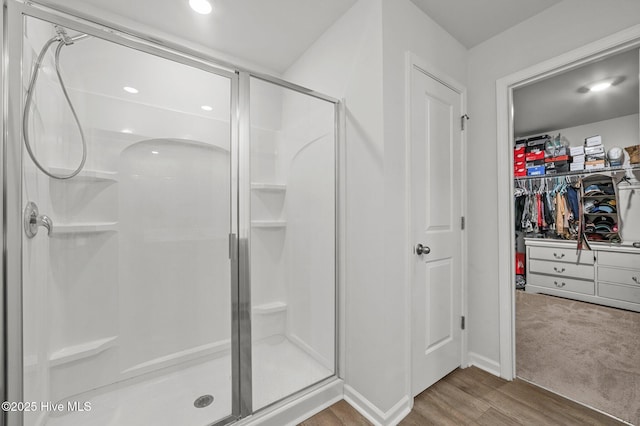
[50, 336, 118, 367]
[251, 182, 286, 192]
[52, 221, 118, 235]
[49, 167, 118, 183]
[251, 220, 287, 229]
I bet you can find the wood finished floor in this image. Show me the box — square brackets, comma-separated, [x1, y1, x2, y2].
[298, 366, 625, 426]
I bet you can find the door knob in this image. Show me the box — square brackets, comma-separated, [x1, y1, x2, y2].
[24, 202, 53, 238]
[415, 243, 431, 255]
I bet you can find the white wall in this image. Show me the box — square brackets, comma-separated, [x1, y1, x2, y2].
[467, 0, 640, 369]
[285, 0, 467, 422]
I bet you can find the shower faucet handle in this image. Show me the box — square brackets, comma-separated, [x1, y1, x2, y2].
[24, 202, 53, 238]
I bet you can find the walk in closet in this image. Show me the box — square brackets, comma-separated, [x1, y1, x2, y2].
[512, 45, 640, 425]
[513, 47, 640, 311]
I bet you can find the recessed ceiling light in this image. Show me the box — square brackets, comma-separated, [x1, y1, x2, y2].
[189, 0, 212, 14]
[122, 129, 133, 134]
[201, 105, 213, 111]
[151, 150, 159, 155]
[123, 86, 139, 94]
[589, 81, 612, 92]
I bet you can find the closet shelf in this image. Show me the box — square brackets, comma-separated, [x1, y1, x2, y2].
[52, 222, 118, 235]
[251, 183, 287, 192]
[251, 220, 286, 229]
[50, 336, 117, 367]
[49, 167, 118, 183]
[514, 163, 640, 181]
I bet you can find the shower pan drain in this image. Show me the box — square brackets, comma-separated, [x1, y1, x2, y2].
[194, 395, 214, 408]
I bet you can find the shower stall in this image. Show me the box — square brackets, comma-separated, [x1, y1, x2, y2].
[3, 3, 339, 426]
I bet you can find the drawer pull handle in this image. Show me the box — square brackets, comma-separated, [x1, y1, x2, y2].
[633, 242, 640, 249]
[634, 277, 639, 284]
[553, 253, 565, 259]
[554, 281, 566, 288]
[553, 267, 565, 273]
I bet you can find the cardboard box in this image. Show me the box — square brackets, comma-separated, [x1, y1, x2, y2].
[527, 165, 545, 176]
[545, 155, 571, 163]
[525, 151, 545, 161]
[585, 135, 602, 146]
[570, 146, 585, 156]
[526, 159, 545, 168]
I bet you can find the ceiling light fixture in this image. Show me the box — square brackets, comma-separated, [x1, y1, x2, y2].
[201, 105, 213, 111]
[589, 81, 612, 92]
[121, 129, 133, 134]
[123, 86, 139, 94]
[189, 0, 212, 15]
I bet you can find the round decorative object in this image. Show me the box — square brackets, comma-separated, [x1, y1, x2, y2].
[607, 146, 624, 166]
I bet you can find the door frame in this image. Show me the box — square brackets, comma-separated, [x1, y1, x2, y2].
[495, 24, 640, 380]
[405, 52, 468, 399]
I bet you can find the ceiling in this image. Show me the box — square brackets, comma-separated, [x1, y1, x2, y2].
[42, 0, 568, 73]
[513, 48, 639, 137]
[409, 0, 561, 48]
[43, 0, 358, 73]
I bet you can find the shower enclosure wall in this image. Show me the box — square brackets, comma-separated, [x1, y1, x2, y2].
[3, 4, 339, 426]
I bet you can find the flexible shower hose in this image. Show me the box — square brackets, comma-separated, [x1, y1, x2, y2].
[23, 35, 87, 179]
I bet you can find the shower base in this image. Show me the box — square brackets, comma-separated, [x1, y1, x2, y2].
[46, 336, 332, 426]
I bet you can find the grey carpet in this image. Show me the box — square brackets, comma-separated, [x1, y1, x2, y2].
[516, 290, 640, 425]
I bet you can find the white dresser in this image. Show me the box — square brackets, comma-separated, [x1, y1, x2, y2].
[525, 238, 640, 312]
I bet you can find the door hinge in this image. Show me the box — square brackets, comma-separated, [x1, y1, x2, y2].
[460, 114, 469, 131]
[461, 216, 465, 230]
[461, 316, 466, 330]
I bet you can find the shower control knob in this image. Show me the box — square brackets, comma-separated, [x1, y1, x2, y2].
[415, 243, 431, 255]
[24, 202, 53, 238]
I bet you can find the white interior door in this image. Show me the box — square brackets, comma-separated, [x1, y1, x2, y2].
[410, 64, 463, 397]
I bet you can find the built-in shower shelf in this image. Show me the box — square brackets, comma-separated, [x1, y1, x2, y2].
[49, 167, 118, 183]
[251, 220, 287, 228]
[251, 183, 286, 192]
[253, 301, 287, 315]
[50, 336, 118, 367]
[52, 221, 118, 235]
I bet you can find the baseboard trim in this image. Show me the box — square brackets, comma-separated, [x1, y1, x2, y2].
[468, 352, 501, 377]
[344, 385, 411, 426]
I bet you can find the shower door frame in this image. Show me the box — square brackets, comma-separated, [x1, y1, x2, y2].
[2, 2, 244, 425]
[2, 2, 343, 426]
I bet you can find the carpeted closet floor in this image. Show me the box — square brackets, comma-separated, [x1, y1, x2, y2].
[516, 290, 640, 425]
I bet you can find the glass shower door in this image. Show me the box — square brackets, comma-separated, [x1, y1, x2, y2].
[19, 16, 237, 426]
[248, 76, 336, 410]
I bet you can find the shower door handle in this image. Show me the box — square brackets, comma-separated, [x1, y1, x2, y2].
[24, 202, 53, 238]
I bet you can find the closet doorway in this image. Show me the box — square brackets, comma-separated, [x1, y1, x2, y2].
[497, 27, 640, 425]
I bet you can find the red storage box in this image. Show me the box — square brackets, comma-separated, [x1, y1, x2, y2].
[515, 252, 525, 275]
[514, 146, 525, 160]
[525, 150, 545, 161]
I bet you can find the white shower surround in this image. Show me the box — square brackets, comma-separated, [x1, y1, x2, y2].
[21, 16, 336, 426]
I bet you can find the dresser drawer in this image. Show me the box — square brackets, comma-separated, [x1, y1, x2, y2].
[598, 266, 640, 287]
[598, 283, 640, 304]
[528, 246, 592, 264]
[529, 259, 594, 280]
[528, 273, 595, 295]
[597, 251, 640, 268]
